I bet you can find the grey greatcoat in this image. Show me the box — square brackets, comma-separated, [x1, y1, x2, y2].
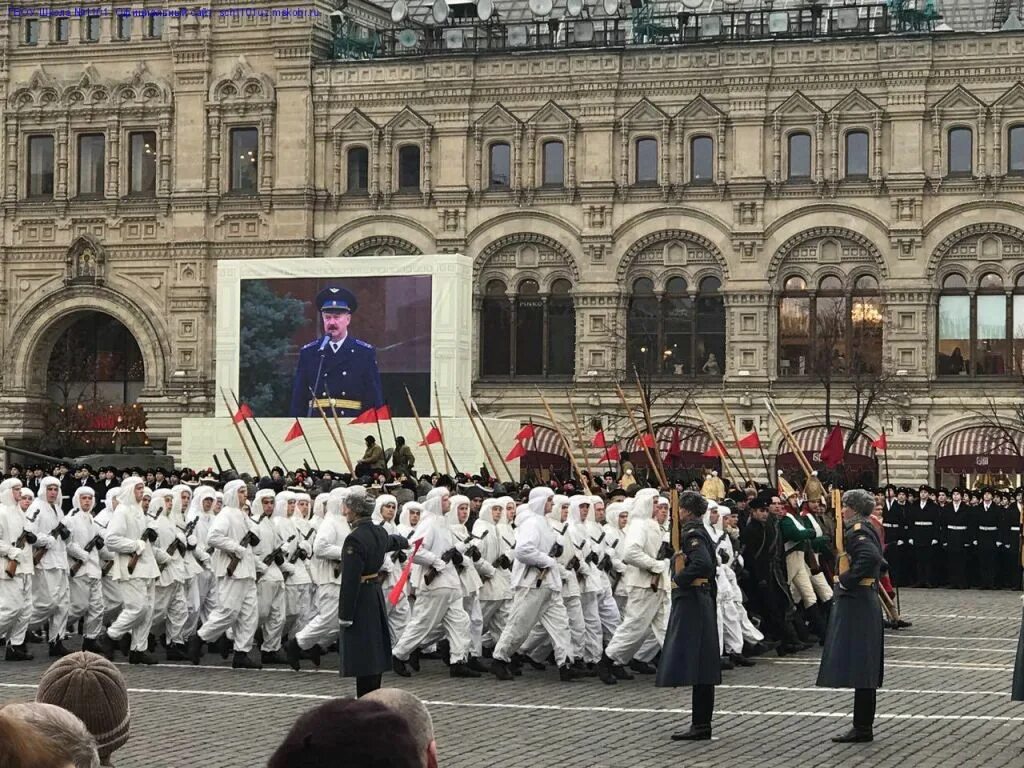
[816, 518, 885, 690]
[656, 521, 722, 688]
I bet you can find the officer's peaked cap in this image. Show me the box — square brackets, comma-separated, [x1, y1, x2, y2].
[317, 286, 357, 313]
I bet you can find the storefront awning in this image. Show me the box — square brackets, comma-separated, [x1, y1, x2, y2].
[623, 425, 711, 455]
[935, 426, 1024, 472]
[525, 424, 569, 460]
[776, 426, 875, 458]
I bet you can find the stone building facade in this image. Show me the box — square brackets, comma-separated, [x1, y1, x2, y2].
[3, 0, 1024, 485]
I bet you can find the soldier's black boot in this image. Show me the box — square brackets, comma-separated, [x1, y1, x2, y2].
[95, 633, 116, 661]
[832, 728, 873, 743]
[629, 659, 657, 674]
[728, 652, 756, 667]
[5, 643, 33, 661]
[285, 638, 302, 671]
[409, 647, 421, 672]
[450, 660, 482, 678]
[392, 656, 412, 677]
[671, 726, 712, 741]
[806, 603, 828, 644]
[129, 650, 159, 665]
[673, 684, 714, 740]
[467, 655, 489, 673]
[232, 651, 262, 670]
[262, 650, 284, 665]
[596, 654, 617, 685]
[186, 634, 204, 666]
[81, 637, 100, 654]
[833, 688, 875, 742]
[48, 639, 71, 658]
[308, 644, 323, 668]
[559, 662, 586, 681]
[491, 658, 514, 680]
[166, 643, 187, 661]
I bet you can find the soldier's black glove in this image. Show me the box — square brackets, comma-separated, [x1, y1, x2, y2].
[57, 523, 71, 542]
[585, 551, 600, 566]
[274, 552, 286, 567]
[567, 555, 581, 571]
[656, 541, 674, 560]
[449, 549, 464, 568]
[496, 554, 512, 570]
[142, 528, 158, 544]
[600, 554, 613, 573]
[719, 550, 730, 565]
[246, 533, 261, 548]
[23, 531, 38, 546]
[551, 543, 564, 559]
[396, 550, 408, 564]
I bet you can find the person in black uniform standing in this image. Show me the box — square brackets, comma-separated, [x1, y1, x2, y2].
[941, 488, 972, 589]
[1000, 490, 1022, 590]
[909, 485, 940, 587]
[975, 489, 1001, 590]
[656, 491, 721, 742]
[338, 486, 408, 697]
[817, 488, 885, 743]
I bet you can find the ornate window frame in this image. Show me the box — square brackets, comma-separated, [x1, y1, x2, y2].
[331, 108, 379, 199]
[207, 59, 276, 197]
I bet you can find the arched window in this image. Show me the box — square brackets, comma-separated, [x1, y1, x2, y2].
[690, 136, 714, 184]
[397, 145, 420, 191]
[542, 140, 564, 187]
[1009, 126, 1024, 174]
[480, 280, 511, 376]
[627, 278, 659, 375]
[488, 142, 510, 189]
[777, 274, 882, 377]
[627, 276, 724, 377]
[845, 130, 869, 178]
[948, 128, 973, 176]
[788, 132, 811, 179]
[480, 278, 575, 379]
[347, 146, 369, 193]
[936, 271, 1024, 376]
[547, 279, 575, 375]
[936, 273, 971, 376]
[635, 138, 658, 185]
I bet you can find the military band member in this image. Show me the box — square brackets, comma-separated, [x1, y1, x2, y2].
[289, 286, 384, 418]
[817, 488, 885, 743]
[657, 491, 720, 741]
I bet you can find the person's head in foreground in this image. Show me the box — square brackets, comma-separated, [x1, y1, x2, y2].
[1, 702, 100, 768]
[362, 688, 438, 768]
[34, 652, 130, 766]
[268, 698, 422, 768]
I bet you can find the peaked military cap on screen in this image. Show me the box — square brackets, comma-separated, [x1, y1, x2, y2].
[317, 286, 357, 314]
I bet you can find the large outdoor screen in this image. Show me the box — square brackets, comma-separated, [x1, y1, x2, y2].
[237, 275, 432, 418]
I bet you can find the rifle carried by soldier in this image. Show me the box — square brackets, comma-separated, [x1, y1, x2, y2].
[33, 520, 70, 566]
[69, 534, 105, 577]
[227, 530, 260, 577]
[4, 529, 37, 578]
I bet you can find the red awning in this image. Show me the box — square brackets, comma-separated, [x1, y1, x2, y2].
[776, 426, 876, 458]
[524, 424, 569, 460]
[935, 427, 1024, 472]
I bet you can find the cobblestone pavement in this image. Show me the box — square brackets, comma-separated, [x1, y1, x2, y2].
[2, 589, 1023, 768]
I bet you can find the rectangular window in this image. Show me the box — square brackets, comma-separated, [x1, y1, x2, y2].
[129, 131, 157, 195]
[85, 15, 102, 41]
[976, 294, 1009, 375]
[489, 143, 510, 189]
[77, 134, 106, 196]
[948, 128, 973, 175]
[347, 146, 369, 193]
[778, 297, 810, 376]
[24, 19, 39, 44]
[147, 16, 164, 38]
[398, 145, 420, 191]
[690, 136, 714, 183]
[635, 138, 658, 185]
[230, 127, 259, 193]
[845, 130, 869, 177]
[116, 15, 131, 39]
[1014, 294, 1024, 374]
[1009, 126, 1024, 174]
[27, 136, 54, 198]
[54, 17, 70, 42]
[542, 141, 564, 186]
[788, 133, 811, 179]
[937, 295, 970, 376]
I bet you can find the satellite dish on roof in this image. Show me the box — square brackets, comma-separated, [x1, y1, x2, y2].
[530, 0, 553, 16]
[398, 28, 419, 46]
[603, 0, 619, 16]
[567, 0, 584, 16]
[432, 0, 449, 23]
[681, 0, 703, 10]
[478, 0, 494, 20]
[392, 0, 408, 23]
[721, 0, 740, 5]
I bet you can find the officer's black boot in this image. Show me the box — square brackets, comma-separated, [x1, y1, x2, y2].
[672, 685, 714, 741]
[596, 654, 617, 685]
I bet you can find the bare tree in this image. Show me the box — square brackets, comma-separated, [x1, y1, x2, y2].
[959, 395, 1024, 458]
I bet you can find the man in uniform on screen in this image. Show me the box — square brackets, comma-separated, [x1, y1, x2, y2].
[289, 286, 384, 418]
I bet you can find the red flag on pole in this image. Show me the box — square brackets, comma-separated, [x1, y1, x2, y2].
[232, 403, 254, 424]
[666, 427, 682, 462]
[599, 445, 621, 463]
[641, 433, 656, 449]
[375, 404, 392, 421]
[737, 430, 761, 449]
[591, 430, 607, 448]
[419, 425, 442, 446]
[871, 431, 888, 452]
[505, 441, 527, 462]
[516, 424, 535, 441]
[702, 442, 728, 458]
[820, 423, 845, 468]
[284, 420, 304, 443]
[388, 539, 423, 606]
[351, 408, 378, 425]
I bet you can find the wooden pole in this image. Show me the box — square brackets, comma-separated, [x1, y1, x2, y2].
[405, 386, 437, 474]
[469, 397, 516, 486]
[536, 389, 588, 490]
[309, 392, 354, 475]
[566, 391, 593, 481]
[219, 388, 259, 476]
[632, 370, 668, 488]
[764, 398, 813, 481]
[694, 401, 746, 484]
[328, 404, 354, 475]
[720, 398, 753, 484]
[613, 381, 667, 488]
[298, 420, 320, 471]
[434, 384, 451, 476]
[229, 388, 282, 472]
[457, 390, 500, 482]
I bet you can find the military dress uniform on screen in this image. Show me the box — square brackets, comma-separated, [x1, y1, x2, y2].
[289, 287, 385, 418]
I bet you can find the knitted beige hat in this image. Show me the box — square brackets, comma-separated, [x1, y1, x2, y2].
[35, 651, 130, 763]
